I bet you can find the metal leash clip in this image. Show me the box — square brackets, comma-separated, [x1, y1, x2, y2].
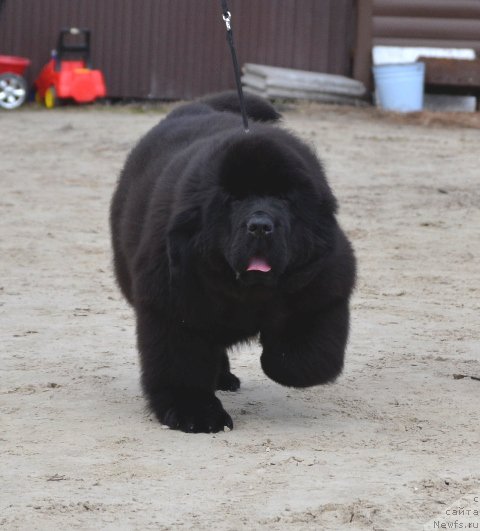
[220, 1, 249, 133]
[222, 11, 231, 31]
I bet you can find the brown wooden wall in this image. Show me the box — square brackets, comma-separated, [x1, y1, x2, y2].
[0, 0, 356, 100]
[373, 0, 480, 51]
[353, 0, 480, 89]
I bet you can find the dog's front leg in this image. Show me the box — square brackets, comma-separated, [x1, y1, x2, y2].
[136, 304, 233, 433]
[260, 300, 350, 388]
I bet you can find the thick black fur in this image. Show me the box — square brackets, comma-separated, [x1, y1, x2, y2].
[110, 91, 356, 433]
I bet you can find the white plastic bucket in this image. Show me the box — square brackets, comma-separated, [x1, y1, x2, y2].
[373, 62, 425, 112]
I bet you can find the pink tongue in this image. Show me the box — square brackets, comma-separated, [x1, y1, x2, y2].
[247, 257, 271, 272]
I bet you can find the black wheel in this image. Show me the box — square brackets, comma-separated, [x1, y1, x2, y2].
[0, 73, 28, 110]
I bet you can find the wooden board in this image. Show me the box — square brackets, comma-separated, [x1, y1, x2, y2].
[243, 64, 366, 97]
[242, 63, 367, 103]
[419, 57, 480, 89]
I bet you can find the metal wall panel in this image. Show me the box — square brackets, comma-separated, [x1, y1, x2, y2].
[0, 0, 355, 100]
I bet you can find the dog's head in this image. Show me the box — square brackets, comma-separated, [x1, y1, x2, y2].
[167, 131, 338, 294]
[226, 193, 290, 287]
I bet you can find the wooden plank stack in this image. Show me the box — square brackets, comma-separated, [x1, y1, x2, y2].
[242, 63, 367, 104]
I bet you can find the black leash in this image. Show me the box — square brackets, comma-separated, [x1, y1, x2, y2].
[220, 0, 249, 133]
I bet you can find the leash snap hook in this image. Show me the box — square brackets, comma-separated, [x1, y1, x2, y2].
[222, 11, 232, 31]
[219, 1, 249, 133]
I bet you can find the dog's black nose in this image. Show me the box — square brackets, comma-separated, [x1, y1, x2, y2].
[247, 213, 274, 237]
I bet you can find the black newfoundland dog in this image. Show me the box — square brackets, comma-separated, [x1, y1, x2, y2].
[110, 92, 356, 433]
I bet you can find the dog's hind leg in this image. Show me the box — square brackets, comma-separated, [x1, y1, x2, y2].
[216, 351, 241, 392]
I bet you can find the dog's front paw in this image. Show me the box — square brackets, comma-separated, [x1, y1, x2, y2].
[158, 393, 233, 433]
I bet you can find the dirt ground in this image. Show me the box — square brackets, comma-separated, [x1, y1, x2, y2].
[1, 102, 479, 530]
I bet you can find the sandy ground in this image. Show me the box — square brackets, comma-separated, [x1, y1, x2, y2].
[1, 102, 479, 530]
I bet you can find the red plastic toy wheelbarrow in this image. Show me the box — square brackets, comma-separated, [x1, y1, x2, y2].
[35, 27, 106, 108]
[0, 55, 30, 109]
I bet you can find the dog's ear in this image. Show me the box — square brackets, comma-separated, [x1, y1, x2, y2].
[166, 207, 200, 289]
